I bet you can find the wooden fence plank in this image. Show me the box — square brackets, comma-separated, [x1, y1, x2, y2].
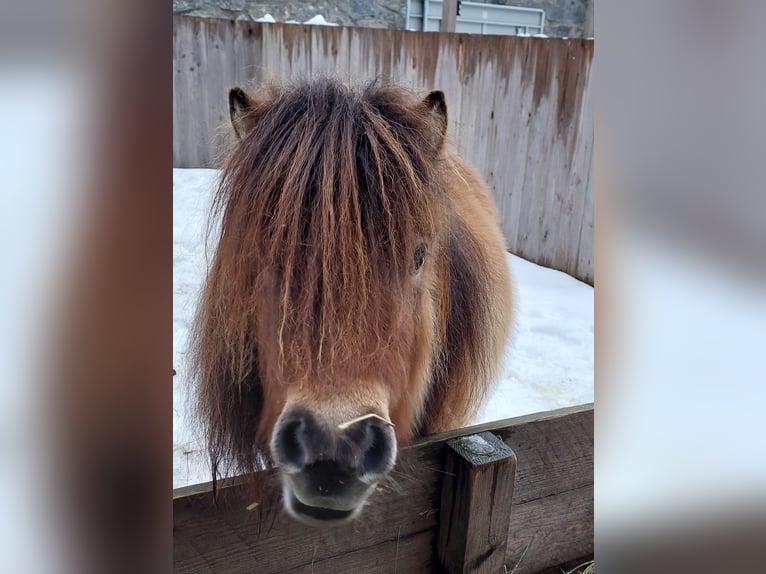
[505, 484, 594, 574]
[437, 432, 517, 573]
[498, 407, 593, 505]
[172, 17, 594, 284]
[406, 403, 593, 506]
[174, 473, 440, 574]
[279, 530, 433, 573]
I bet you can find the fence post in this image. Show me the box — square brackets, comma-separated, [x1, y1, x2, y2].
[437, 432, 517, 573]
[440, 0, 458, 33]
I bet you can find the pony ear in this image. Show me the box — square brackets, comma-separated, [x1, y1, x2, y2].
[422, 90, 448, 151]
[229, 87, 262, 139]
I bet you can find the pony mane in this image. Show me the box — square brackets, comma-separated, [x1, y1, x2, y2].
[192, 79, 450, 478]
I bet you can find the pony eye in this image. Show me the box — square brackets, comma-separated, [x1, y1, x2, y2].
[413, 244, 426, 273]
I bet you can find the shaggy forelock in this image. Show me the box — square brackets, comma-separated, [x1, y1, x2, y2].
[207, 79, 448, 383]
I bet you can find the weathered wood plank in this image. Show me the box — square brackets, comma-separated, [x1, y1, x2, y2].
[498, 407, 593, 505]
[173, 403, 593, 500]
[174, 404, 593, 573]
[404, 403, 593, 506]
[174, 470, 440, 574]
[437, 432, 517, 573]
[172, 17, 594, 283]
[279, 530, 433, 573]
[505, 484, 594, 574]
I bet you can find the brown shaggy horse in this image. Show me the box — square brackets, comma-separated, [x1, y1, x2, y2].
[192, 79, 512, 525]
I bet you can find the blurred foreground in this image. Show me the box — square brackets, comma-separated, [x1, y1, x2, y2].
[597, 1, 766, 571]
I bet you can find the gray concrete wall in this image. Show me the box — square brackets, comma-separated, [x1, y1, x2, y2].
[172, 1, 593, 38]
[172, 1, 407, 29]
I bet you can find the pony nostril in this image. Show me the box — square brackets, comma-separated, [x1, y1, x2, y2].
[275, 418, 307, 469]
[356, 422, 395, 480]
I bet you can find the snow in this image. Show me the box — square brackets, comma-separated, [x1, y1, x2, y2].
[173, 169, 219, 488]
[173, 168, 593, 488]
[256, 14, 339, 26]
[472, 246, 594, 425]
[303, 15, 339, 26]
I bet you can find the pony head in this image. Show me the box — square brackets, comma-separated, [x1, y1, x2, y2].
[193, 80, 453, 524]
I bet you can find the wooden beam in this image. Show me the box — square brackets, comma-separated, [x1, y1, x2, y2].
[173, 403, 592, 500]
[437, 432, 517, 573]
[440, 0, 458, 33]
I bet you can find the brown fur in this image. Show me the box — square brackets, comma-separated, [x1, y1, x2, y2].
[191, 79, 513, 489]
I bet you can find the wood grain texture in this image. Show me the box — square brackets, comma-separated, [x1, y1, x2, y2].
[437, 432, 517, 573]
[279, 530, 434, 573]
[173, 404, 593, 573]
[172, 17, 594, 283]
[505, 484, 594, 574]
[498, 407, 593, 505]
[174, 463, 441, 573]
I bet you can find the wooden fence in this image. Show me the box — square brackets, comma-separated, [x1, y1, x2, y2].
[173, 403, 593, 573]
[173, 16, 593, 283]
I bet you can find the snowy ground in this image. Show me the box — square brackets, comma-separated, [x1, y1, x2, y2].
[173, 168, 594, 488]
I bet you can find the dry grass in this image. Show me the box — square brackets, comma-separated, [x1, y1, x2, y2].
[503, 558, 594, 574]
[504, 539, 532, 573]
[564, 559, 594, 574]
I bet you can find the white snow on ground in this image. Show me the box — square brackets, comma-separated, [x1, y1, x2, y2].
[173, 168, 594, 488]
[173, 169, 219, 488]
[255, 14, 275, 23]
[472, 252, 594, 424]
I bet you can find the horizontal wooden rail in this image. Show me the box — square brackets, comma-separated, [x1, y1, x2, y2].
[173, 403, 593, 573]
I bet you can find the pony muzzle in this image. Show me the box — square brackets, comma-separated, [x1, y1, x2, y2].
[271, 408, 397, 524]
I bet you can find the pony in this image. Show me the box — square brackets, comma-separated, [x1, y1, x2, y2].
[192, 78, 512, 525]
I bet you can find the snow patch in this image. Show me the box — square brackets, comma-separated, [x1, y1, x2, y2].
[253, 14, 339, 26]
[303, 14, 339, 26]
